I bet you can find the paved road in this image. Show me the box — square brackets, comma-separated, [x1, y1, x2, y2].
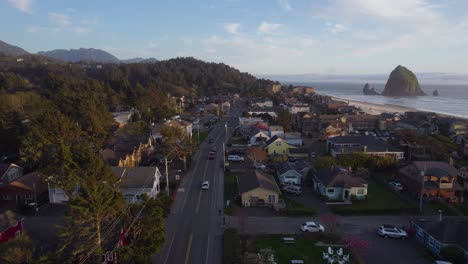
[153, 105, 242, 264]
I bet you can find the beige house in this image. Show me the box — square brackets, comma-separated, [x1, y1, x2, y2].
[237, 170, 281, 207]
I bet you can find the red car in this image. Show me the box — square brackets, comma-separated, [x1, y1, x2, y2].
[208, 152, 215, 160]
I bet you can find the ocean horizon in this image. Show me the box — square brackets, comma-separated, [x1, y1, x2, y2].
[287, 82, 468, 119]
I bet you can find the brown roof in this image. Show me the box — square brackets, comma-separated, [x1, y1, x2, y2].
[237, 170, 281, 194]
[7, 172, 47, 193]
[399, 161, 458, 181]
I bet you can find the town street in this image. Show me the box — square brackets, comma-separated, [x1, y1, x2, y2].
[153, 105, 242, 264]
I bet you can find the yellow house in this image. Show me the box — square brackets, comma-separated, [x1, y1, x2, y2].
[264, 135, 296, 156]
[237, 170, 281, 207]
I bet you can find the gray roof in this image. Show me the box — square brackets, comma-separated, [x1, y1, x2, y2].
[315, 166, 367, 188]
[277, 160, 310, 175]
[237, 170, 281, 194]
[265, 135, 281, 146]
[413, 161, 458, 177]
[327, 135, 402, 153]
[412, 218, 468, 250]
[112, 167, 159, 189]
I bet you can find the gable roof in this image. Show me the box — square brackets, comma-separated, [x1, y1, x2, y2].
[315, 166, 367, 188]
[112, 167, 160, 189]
[277, 162, 301, 176]
[413, 218, 468, 250]
[7, 172, 47, 193]
[411, 161, 458, 177]
[237, 170, 281, 194]
[0, 163, 12, 177]
[269, 125, 284, 132]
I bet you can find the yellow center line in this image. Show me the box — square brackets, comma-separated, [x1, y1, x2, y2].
[184, 233, 193, 264]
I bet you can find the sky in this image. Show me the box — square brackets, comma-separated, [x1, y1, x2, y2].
[1, 0, 468, 75]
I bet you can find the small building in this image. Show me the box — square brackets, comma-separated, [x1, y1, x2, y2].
[276, 160, 311, 185]
[248, 130, 270, 147]
[269, 125, 284, 138]
[238, 117, 266, 129]
[112, 167, 162, 204]
[248, 107, 278, 119]
[327, 135, 404, 160]
[251, 99, 273, 108]
[411, 218, 468, 262]
[237, 170, 281, 207]
[313, 166, 368, 201]
[396, 161, 463, 200]
[285, 132, 303, 146]
[264, 135, 295, 157]
[458, 167, 468, 190]
[288, 104, 310, 114]
[0, 172, 47, 209]
[453, 134, 468, 157]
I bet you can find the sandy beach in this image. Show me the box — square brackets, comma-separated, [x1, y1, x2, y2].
[331, 96, 417, 115]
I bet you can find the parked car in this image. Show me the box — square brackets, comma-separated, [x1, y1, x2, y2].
[389, 182, 403, 191]
[201, 181, 210, 190]
[253, 163, 266, 170]
[208, 152, 215, 160]
[377, 225, 408, 240]
[283, 185, 302, 196]
[227, 155, 244, 162]
[300, 222, 324, 232]
[310, 152, 316, 158]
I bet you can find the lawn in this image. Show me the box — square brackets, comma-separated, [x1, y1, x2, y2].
[280, 195, 316, 216]
[332, 178, 418, 215]
[228, 136, 247, 145]
[224, 172, 238, 215]
[454, 203, 468, 216]
[429, 201, 459, 216]
[248, 234, 355, 264]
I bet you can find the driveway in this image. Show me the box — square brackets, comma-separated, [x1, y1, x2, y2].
[285, 184, 332, 214]
[225, 215, 432, 264]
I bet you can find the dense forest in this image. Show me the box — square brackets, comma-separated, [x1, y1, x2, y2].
[0, 54, 277, 160]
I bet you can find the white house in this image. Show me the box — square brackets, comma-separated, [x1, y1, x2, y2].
[248, 107, 278, 119]
[238, 117, 266, 128]
[288, 104, 310, 114]
[48, 166, 162, 205]
[269, 125, 284, 138]
[249, 130, 270, 146]
[285, 132, 303, 146]
[313, 166, 368, 201]
[327, 135, 404, 160]
[251, 99, 273, 108]
[277, 162, 304, 184]
[112, 167, 162, 204]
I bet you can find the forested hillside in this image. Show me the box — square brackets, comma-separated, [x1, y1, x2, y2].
[0, 55, 276, 160]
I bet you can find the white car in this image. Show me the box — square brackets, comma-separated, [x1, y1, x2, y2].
[253, 163, 266, 170]
[283, 185, 302, 195]
[201, 181, 210, 190]
[377, 225, 408, 239]
[389, 182, 403, 191]
[227, 155, 244, 162]
[300, 222, 324, 232]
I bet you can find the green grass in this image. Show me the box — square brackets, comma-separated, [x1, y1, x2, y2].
[429, 201, 459, 216]
[332, 178, 418, 215]
[228, 136, 247, 145]
[281, 195, 316, 216]
[224, 172, 238, 215]
[223, 229, 241, 264]
[453, 203, 468, 216]
[196, 131, 210, 145]
[249, 234, 354, 264]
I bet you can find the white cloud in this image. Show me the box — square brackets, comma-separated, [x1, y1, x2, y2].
[278, 0, 292, 11]
[8, 0, 33, 13]
[48, 12, 71, 27]
[81, 16, 100, 26]
[257, 22, 282, 35]
[326, 23, 346, 34]
[224, 23, 241, 35]
[73, 27, 90, 34]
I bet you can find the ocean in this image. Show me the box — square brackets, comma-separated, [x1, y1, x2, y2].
[292, 82, 468, 119]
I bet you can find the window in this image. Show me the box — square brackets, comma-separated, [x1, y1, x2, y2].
[327, 189, 334, 193]
[24, 194, 32, 200]
[275, 142, 282, 147]
[434, 242, 441, 252]
[428, 237, 435, 247]
[357, 189, 364, 195]
[417, 228, 424, 238]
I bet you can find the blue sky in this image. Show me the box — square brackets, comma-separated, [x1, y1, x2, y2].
[1, 0, 468, 75]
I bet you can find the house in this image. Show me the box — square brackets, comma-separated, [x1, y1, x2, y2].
[238, 117, 266, 129]
[0, 163, 23, 184]
[449, 120, 468, 135]
[277, 160, 311, 185]
[327, 135, 404, 160]
[163, 119, 193, 138]
[112, 111, 133, 128]
[100, 136, 153, 167]
[453, 134, 468, 157]
[264, 136, 295, 156]
[248, 107, 278, 119]
[269, 125, 284, 138]
[288, 104, 310, 114]
[411, 218, 468, 262]
[457, 167, 468, 190]
[299, 113, 317, 137]
[112, 167, 162, 204]
[396, 118, 439, 135]
[313, 166, 368, 201]
[248, 130, 270, 147]
[345, 115, 379, 131]
[0, 172, 47, 209]
[396, 161, 463, 200]
[237, 170, 281, 207]
[251, 99, 273, 108]
[285, 132, 303, 146]
[0, 210, 23, 243]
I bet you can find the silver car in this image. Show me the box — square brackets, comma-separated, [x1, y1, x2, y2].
[377, 225, 408, 240]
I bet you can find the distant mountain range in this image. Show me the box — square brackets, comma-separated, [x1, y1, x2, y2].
[0, 40, 29, 56]
[0, 39, 158, 64]
[259, 72, 468, 85]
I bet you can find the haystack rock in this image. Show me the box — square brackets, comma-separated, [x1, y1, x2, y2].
[382, 65, 426, 96]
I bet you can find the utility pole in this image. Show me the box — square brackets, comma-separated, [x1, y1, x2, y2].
[223, 143, 226, 172]
[225, 122, 228, 144]
[197, 122, 200, 145]
[419, 162, 426, 213]
[165, 157, 170, 194]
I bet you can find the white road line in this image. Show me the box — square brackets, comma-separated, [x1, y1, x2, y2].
[163, 234, 175, 264]
[205, 232, 211, 264]
[184, 233, 193, 264]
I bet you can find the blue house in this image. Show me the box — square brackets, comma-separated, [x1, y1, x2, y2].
[313, 166, 367, 201]
[411, 218, 468, 262]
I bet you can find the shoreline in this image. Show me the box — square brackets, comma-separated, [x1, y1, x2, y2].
[331, 96, 416, 115]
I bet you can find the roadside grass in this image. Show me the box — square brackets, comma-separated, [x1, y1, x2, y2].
[248, 233, 355, 264]
[224, 172, 238, 215]
[429, 201, 459, 216]
[280, 195, 316, 216]
[196, 131, 210, 145]
[223, 229, 241, 264]
[228, 136, 247, 145]
[453, 202, 468, 216]
[332, 178, 418, 215]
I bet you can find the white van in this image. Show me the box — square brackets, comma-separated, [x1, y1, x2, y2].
[227, 155, 244, 162]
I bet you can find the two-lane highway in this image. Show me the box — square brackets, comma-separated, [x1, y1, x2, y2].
[153, 105, 242, 264]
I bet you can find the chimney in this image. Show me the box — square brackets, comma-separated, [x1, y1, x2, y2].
[438, 210, 443, 222]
